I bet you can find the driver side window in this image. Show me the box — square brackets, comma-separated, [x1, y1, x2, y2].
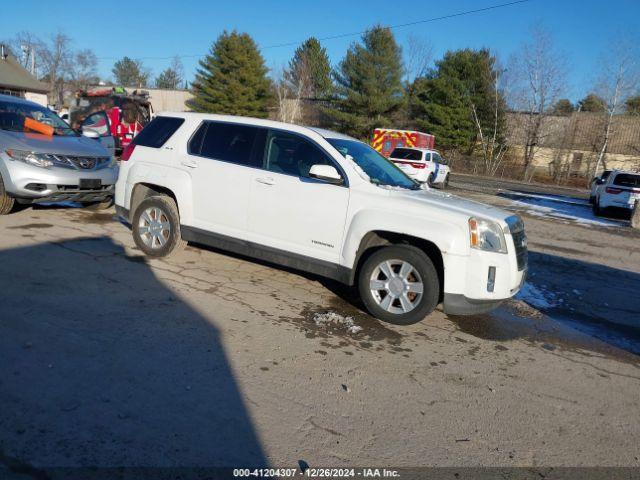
[264, 130, 335, 178]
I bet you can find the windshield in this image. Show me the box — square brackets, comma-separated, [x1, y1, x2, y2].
[326, 138, 419, 189]
[0, 100, 77, 136]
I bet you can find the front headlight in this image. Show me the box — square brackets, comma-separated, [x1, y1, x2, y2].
[5, 149, 53, 168]
[469, 217, 507, 253]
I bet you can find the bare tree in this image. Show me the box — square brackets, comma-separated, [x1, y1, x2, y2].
[507, 25, 567, 182]
[273, 64, 306, 124]
[469, 61, 508, 176]
[68, 49, 99, 91]
[404, 34, 433, 83]
[38, 32, 73, 107]
[3, 31, 46, 74]
[591, 36, 639, 176]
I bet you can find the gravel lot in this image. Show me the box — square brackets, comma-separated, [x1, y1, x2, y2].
[1, 177, 639, 474]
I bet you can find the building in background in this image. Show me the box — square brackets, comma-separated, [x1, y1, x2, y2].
[125, 87, 193, 113]
[0, 44, 49, 106]
[507, 111, 640, 179]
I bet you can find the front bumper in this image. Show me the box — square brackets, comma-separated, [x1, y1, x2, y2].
[1, 156, 118, 202]
[15, 185, 115, 204]
[443, 294, 505, 316]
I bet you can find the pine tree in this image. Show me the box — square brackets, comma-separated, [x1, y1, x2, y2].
[112, 57, 149, 87]
[626, 95, 640, 115]
[409, 76, 474, 151]
[578, 94, 607, 112]
[190, 31, 272, 117]
[286, 37, 332, 100]
[327, 26, 404, 139]
[553, 99, 575, 115]
[408, 49, 506, 154]
[155, 68, 181, 90]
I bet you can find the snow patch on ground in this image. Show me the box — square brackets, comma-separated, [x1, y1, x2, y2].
[499, 191, 625, 227]
[516, 282, 558, 310]
[313, 311, 363, 334]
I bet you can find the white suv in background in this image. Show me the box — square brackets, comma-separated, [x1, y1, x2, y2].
[593, 169, 640, 216]
[115, 114, 526, 325]
[388, 147, 450, 187]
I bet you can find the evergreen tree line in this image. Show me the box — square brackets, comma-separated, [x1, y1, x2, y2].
[189, 27, 640, 175]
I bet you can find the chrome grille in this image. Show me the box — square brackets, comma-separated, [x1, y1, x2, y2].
[506, 215, 527, 271]
[42, 154, 111, 171]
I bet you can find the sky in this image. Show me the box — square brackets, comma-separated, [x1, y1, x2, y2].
[1, 0, 638, 101]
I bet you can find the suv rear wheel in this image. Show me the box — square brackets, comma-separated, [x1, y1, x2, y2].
[427, 174, 435, 188]
[132, 195, 186, 257]
[358, 246, 440, 325]
[0, 173, 15, 215]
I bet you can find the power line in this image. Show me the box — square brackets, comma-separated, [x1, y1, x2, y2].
[96, 0, 533, 62]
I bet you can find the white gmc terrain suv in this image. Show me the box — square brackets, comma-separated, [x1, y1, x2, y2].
[115, 114, 527, 324]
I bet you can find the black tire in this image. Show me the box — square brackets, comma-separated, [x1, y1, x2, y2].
[358, 246, 440, 325]
[82, 198, 114, 211]
[0, 173, 15, 215]
[592, 200, 601, 216]
[427, 174, 435, 188]
[443, 174, 450, 189]
[131, 195, 186, 258]
[588, 195, 595, 205]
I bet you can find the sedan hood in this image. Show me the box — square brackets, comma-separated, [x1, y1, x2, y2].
[394, 188, 512, 224]
[0, 130, 109, 157]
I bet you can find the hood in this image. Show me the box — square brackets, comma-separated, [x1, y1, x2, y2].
[393, 188, 512, 224]
[0, 130, 109, 157]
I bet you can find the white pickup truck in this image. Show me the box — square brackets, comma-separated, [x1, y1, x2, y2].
[115, 114, 527, 325]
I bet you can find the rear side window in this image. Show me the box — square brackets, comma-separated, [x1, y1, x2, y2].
[390, 148, 422, 161]
[613, 173, 640, 188]
[198, 122, 262, 167]
[133, 116, 184, 148]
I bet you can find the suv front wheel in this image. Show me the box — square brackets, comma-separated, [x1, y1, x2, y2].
[132, 195, 186, 257]
[358, 246, 440, 325]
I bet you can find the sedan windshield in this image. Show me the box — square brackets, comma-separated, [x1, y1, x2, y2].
[326, 138, 419, 190]
[0, 100, 77, 136]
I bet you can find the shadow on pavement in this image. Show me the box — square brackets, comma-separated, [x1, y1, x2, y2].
[0, 237, 267, 474]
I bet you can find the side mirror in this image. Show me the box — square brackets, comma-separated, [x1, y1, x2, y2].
[81, 128, 100, 139]
[308, 164, 343, 185]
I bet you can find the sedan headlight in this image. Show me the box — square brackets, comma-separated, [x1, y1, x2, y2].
[469, 217, 507, 253]
[5, 149, 53, 168]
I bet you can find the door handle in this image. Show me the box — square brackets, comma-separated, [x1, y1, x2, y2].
[255, 177, 275, 185]
[181, 159, 197, 168]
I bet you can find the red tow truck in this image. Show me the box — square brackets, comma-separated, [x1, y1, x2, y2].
[69, 87, 152, 155]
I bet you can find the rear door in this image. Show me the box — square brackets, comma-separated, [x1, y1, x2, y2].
[432, 152, 446, 182]
[247, 129, 349, 263]
[184, 121, 265, 236]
